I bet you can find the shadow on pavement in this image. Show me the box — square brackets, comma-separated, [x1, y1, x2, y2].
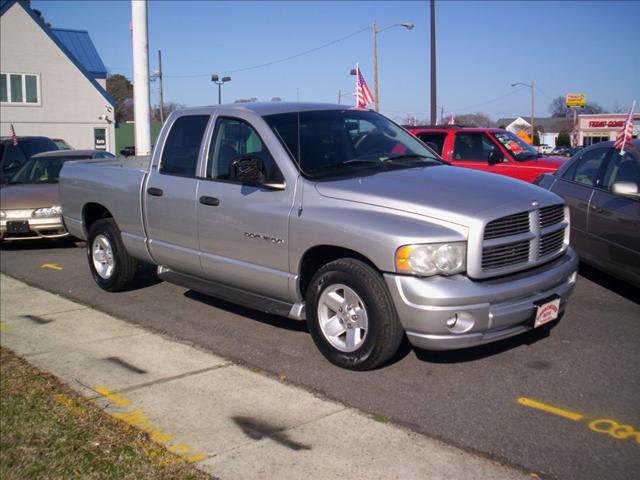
[0, 238, 81, 250]
[183, 290, 309, 333]
[412, 319, 558, 364]
[578, 262, 639, 305]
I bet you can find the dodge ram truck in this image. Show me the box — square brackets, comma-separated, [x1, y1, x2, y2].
[59, 103, 579, 370]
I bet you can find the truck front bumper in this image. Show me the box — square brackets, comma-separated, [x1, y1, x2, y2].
[384, 247, 579, 351]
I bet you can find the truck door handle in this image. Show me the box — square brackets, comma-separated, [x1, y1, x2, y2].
[590, 205, 604, 214]
[147, 187, 163, 197]
[199, 196, 220, 206]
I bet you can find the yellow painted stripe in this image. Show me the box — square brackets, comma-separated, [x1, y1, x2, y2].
[518, 397, 584, 421]
[40, 263, 63, 270]
[94, 386, 131, 406]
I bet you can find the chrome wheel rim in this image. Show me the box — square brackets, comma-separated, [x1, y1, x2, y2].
[318, 284, 368, 352]
[92, 234, 114, 279]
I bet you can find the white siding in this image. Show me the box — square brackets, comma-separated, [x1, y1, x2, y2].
[0, 3, 114, 152]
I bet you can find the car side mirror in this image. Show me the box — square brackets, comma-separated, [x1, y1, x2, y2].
[230, 157, 267, 185]
[488, 149, 504, 165]
[612, 181, 640, 199]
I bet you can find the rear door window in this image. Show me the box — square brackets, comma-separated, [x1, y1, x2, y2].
[160, 115, 209, 176]
[417, 132, 446, 156]
[452, 133, 496, 161]
[600, 150, 640, 190]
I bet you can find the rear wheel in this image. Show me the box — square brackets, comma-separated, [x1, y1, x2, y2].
[87, 218, 138, 292]
[306, 258, 404, 370]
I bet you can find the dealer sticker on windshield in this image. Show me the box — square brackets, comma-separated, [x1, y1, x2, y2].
[534, 297, 561, 328]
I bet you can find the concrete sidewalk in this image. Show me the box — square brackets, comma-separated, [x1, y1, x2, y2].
[0, 273, 528, 480]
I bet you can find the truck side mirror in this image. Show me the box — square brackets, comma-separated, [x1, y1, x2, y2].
[488, 149, 504, 166]
[230, 157, 266, 185]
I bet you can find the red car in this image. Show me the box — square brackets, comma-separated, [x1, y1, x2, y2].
[408, 126, 567, 183]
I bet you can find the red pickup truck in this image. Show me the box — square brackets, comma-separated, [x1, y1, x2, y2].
[408, 126, 567, 183]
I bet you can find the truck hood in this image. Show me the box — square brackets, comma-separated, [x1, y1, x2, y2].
[315, 165, 562, 225]
[520, 155, 567, 170]
[0, 183, 61, 210]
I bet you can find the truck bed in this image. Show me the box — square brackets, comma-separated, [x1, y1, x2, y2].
[59, 156, 151, 261]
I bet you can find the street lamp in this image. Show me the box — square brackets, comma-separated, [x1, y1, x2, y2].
[511, 81, 535, 145]
[371, 20, 414, 112]
[211, 74, 232, 104]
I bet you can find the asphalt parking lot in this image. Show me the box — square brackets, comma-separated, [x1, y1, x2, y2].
[1, 240, 638, 480]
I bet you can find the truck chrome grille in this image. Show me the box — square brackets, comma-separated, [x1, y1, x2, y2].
[482, 240, 530, 270]
[539, 229, 565, 257]
[484, 212, 530, 239]
[480, 204, 567, 274]
[539, 205, 565, 229]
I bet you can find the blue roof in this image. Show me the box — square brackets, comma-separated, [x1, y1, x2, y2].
[51, 28, 107, 79]
[1, 0, 114, 105]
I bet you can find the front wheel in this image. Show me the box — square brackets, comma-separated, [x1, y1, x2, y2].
[87, 218, 138, 292]
[306, 258, 404, 370]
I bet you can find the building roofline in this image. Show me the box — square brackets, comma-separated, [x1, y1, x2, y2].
[2, 0, 114, 106]
[49, 27, 90, 34]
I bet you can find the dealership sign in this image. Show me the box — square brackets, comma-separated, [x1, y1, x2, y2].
[589, 120, 625, 128]
[566, 93, 586, 108]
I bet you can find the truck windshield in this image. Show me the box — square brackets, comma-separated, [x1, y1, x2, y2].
[264, 109, 442, 178]
[492, 132, 541, 161]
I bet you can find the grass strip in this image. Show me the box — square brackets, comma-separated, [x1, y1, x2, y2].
[0, 347, 212, 480]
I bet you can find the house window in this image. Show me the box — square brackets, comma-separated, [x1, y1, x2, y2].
[0, 72, 40, 104]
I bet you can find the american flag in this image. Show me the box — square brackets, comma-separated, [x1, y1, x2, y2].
[355, 65, 374, 108]
[9, 123, 18, 146]
[614, 101, 635, 154]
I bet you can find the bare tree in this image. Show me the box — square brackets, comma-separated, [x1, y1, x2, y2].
[454, 113, 493, 127]
[271, 97, 282, 102]
[549, 96, 606, 117]
[401, 114, 425, 126]
[152, 102, 185, 122]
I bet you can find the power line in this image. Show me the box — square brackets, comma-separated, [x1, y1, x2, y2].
[163, 26, 370, 79]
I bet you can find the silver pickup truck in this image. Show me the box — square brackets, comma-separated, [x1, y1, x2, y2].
[60, 103, 578, 370]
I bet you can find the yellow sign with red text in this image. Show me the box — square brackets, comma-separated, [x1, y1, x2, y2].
[566, 93, 586, 108]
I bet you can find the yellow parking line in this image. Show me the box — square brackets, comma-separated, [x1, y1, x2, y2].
[40, 263, 63, 270]
[517, 397, 584, 421]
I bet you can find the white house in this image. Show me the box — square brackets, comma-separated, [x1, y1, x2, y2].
[497, 116, 572, 148]
[0, 0, 115, 152]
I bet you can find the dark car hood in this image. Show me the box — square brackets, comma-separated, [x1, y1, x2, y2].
[0, 183, 61, 210]
[315, 165, 563, 226]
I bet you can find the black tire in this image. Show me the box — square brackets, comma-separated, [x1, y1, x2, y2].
[306, 258, 404, 371]
[87, 218, 138, 292]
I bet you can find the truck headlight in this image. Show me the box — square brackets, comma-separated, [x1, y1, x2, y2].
[32, 206, 62, 218]
[395, 242, 466, 276]
[0, 210, 5, 219]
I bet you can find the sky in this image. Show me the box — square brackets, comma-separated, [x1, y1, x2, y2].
[32, 0, 640, 122]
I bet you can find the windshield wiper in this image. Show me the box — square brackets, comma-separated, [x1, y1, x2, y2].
[381, 153, 434, 163]
[306, 158, 383, 174]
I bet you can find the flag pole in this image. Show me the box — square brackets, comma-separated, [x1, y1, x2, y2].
[619, 100, 635, 155]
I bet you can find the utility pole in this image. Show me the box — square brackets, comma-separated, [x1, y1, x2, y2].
[131, 0, 151, 156]
[430, 0, 437, 125]
[372, 19, 379, 112]
[440, 105, 444, 126]
[511, 81, 535, 145]
[157, 49, 164, 124]
[531, 80, 535, 146]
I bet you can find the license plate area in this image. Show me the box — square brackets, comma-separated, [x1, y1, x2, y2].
[6, 221, 30, 234]
[533, 295, 561, 328]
